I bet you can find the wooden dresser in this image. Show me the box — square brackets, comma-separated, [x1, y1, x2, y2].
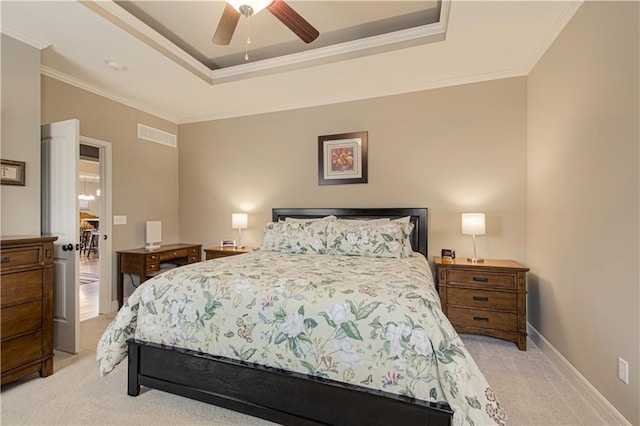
[116, 243, 201, 308]
[1, 235, 58, 384]
[434, 257, 529, 350]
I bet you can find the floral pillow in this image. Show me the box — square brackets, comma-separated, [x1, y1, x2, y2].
[260, 220, 329, 254]
[326, 220, 414, 258]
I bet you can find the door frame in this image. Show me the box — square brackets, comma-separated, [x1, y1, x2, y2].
[79, 136, 113, 314]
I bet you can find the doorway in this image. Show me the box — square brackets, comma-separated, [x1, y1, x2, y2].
[79, 138, 113, 320]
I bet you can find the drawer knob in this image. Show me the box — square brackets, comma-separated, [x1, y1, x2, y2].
[472, 296, 489, 302]
[1, 257, 9, 264]
[473, 316, 489, 322]
[472, 276, 489, 283]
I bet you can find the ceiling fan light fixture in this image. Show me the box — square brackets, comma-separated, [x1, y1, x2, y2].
[227, 0, 273, 16]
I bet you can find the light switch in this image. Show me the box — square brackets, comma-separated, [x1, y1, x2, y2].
[113, 215, 127, 225]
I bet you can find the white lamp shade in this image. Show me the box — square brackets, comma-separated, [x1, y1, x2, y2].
[461, 213, 486, 235]
[146, 221, 162, 245]
[232, 213, 248, 229]
[227, 0, 273, 14]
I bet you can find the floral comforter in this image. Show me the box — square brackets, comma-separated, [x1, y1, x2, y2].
[97, 251, 505, 426]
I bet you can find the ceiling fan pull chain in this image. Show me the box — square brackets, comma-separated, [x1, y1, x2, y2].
[244, 14, 251, 61]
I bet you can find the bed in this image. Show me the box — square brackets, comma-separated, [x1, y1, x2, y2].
[97, 208, 505, 426]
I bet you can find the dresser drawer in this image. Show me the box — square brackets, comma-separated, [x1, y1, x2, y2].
[447, 307, 517, 332]
[0, 270, 43, 307]
[0, 246, 42, 272]
[446, 269, 516, 289]
[1, 301, 42, 339]
[1, 331, 42, 372]
[160, 249, 188, 261]
[446, 288, 516, 311]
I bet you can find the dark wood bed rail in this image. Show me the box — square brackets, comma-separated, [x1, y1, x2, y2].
[128, 339, 453, 426]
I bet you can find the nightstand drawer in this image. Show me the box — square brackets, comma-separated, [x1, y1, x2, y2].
[447, 270, 515, 289]
[447, 307, 517, 332]
[446, 288, 516, 311]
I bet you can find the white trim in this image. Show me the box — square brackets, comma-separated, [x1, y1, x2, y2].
[0, 23, 52, 49]
[523, 1, 583, 73]
[41, 66, 178, 123]
[80, 0, 211, 82]
[527, 324, 631, 426]
[211, 17, 448, 81]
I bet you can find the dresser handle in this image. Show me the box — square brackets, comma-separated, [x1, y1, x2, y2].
[1, 257, 9, 264]
[472, 276, 489, 282]
[473, 296, 489, 302]
[473, 316, 489, 322]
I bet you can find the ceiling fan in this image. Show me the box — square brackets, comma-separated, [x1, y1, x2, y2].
[212, 0, 319, 46]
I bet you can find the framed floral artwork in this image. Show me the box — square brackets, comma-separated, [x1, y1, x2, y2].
[317, 131, 368, 185]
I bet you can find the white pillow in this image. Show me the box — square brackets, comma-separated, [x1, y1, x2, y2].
[284, 215, 336, 223]
[392, 216, 411, 223]
[337, 218, 389, 224]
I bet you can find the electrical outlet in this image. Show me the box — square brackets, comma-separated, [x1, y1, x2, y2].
[618, 357, 629, 384]
[113, 215, 127, 225]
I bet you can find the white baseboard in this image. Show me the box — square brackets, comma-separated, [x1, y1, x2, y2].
[527, 323, 631, 425]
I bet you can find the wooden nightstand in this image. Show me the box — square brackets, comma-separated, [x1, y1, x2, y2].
[434, 257, 529, 350]
[204, 246, 252, 260]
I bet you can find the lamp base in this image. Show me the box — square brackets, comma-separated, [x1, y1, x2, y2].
[467, 257, 485, 264]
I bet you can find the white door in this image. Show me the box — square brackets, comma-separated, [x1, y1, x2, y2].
[42, 119, 80, 354]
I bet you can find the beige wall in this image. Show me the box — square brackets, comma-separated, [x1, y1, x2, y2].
[527, 2, 639, 424]
[179, 77, 527, 266]
[41, 76, 180, 300]
[1, 34, 42, 236]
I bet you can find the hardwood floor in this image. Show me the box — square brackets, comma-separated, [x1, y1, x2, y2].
[79, 256, 99, 322]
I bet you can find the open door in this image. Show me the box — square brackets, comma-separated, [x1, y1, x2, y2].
[42, 119, 80, 354]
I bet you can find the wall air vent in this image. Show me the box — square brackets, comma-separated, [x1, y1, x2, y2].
[137, 123, 177, 148]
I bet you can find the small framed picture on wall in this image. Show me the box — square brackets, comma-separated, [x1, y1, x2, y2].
[317, 131, 368, 185]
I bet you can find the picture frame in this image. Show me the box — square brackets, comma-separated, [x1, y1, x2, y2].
[0, 159, 26, 186]
[318, 131, 368, 185]
[221, 240, 237, 248]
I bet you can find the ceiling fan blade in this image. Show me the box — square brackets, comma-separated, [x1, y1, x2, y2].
[212, 3, 241, 45]
[267, 0, 319, 44]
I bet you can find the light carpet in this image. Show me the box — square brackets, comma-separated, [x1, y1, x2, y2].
[0, 314, 607, 425]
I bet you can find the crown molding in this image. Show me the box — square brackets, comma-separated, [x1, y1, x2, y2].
[523, 1, 583, 73]
[1, 23, 51, 49]
[211, 0, 451, 83]
[41, 65, 178, 124]
[79, 0, 212, 84]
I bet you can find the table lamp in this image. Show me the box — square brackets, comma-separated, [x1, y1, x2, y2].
[461, 213, 485, 263]
[232, 213, 248, 248]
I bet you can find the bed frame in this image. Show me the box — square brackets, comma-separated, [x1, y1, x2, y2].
[127, 207, 454, 425]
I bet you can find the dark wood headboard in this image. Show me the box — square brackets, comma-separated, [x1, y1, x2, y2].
[272, 208, 428, 258]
